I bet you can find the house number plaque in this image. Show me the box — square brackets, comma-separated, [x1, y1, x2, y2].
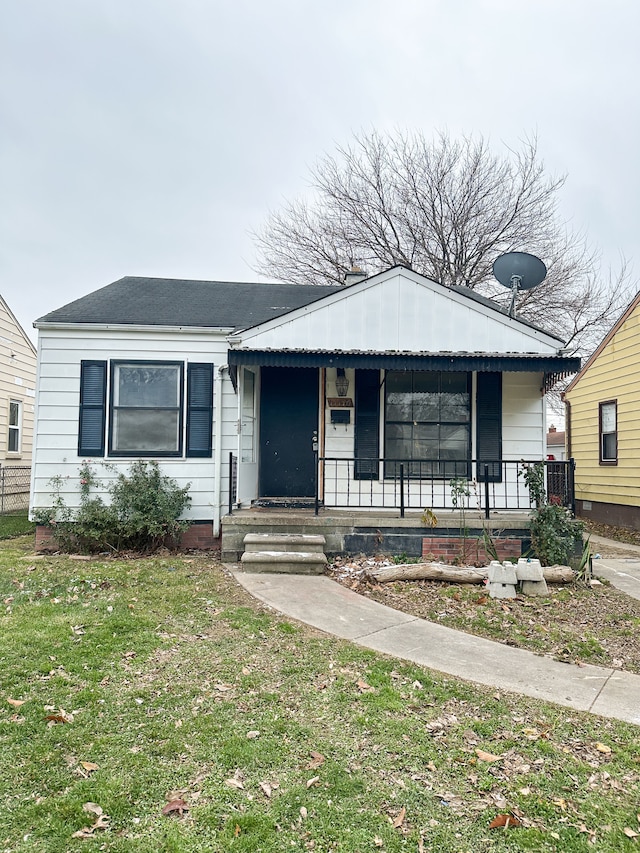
[327, 397, 353, 408]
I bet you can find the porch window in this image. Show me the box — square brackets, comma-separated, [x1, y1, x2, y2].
[384, 371, 470, 477]
[110, 362, 184, 455]
[599, 400, 617, 464]
[8, 400, 21, 453]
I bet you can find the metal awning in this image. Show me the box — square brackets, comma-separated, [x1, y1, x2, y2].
[228, 348, 580, 375]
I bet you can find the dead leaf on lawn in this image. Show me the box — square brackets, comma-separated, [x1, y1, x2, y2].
[225, 778, 244, 790]
[489, 814, 522, 829]
[475, 595, 488, 605]
[162, 798, 189, 817]
[356, 678, 374, 693]
[246, 730, 260, 739]
[259, 781, 273, 798]
[306, 776, 320, 789]
[624, 827, 640, 838]
[374, 836, 384, 847]
[45, 709, 73, 725]
[81, 761, 99, 772]
[595, 742, 612, 754]
[392, 806, 406, 828]
[475, 748, 502, 763]
[307, 751, 325, 769]
[71, 813, 110, 838]
[7, 698, 25, 708]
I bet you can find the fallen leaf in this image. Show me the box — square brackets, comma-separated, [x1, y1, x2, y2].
[374, 836, 384, 847]
[225, 778, 244, 790]
[356, 678, 374, 692]
[162, 798, 189, 817]
[308, 751, 325, 769]
[246, 730, 260, 739]
[234, 824, 241, 836]
[259, 781, 272, 798]
[71, 814, 110, 838]
[80, 761, 99, 773]
[595, 742, 612, 754]
[489, 814, 522, 829]
[624, 827, 640, 838]
[392, 807, 406, 828]
[475, 595, 488, 605]
[475, 749, 502, 763]
[83, 803, 103, 817]
[300, 806, 308, 820]
[45, 712, 72, 725]
[7, 698, 25, 708]
[306, 776, 320, 789]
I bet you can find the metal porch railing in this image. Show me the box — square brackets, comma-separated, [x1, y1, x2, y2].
[315, 458, 575, 517]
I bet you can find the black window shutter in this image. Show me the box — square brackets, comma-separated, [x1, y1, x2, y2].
[476, 372, 502, 483]
[354, 370, 380, 480]
[78, 360, 107, 456]
[186, 363, 213, 458]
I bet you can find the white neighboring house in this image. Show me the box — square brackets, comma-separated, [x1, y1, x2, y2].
[546, 425, 567, 460]
[30, 266, 579, 548]
[0, 295, 37, 465]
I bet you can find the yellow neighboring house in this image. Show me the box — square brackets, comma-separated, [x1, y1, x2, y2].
[0, 295, 37, 465]
[564, 289, 640, 530]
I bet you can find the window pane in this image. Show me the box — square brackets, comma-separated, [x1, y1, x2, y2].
[8, 428, 18, 453]
[115, 365, 179, 407]
[601, 403, 616, 433]
[9, 401, 19, 426]
[113, 410, 179, 452]
[602, 432, 616, 461]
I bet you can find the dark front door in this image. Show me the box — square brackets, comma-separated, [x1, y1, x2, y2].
[259, 367, 318, 498]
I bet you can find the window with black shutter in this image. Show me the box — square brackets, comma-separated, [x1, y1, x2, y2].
[476, 372, 502, 482]
[354, 370, 380, 479]
[186, 363, 213, 457]
[78, 360, 107, 456]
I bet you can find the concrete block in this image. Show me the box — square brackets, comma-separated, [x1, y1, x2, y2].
[521, 578, 549, 596]
[516, 563, 545, 581]
[488, 582, 517, 599]
[488, 564, 517, 584]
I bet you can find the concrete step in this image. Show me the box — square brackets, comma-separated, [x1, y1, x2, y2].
[240, 532, 328, 575]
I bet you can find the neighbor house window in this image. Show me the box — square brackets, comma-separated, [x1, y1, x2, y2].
[8, 400, 21, 453]
[78, 360, 213, 458]
[384, 371, 470, 477]
[599, 400, 617, 464]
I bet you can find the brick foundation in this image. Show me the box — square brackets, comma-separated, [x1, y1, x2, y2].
[422, 536, 523, 564]
[35, 522, 220, 553]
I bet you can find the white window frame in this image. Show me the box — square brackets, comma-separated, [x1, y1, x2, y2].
[8, 399, 22, 454]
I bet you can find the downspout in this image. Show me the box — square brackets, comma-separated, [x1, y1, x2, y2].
[213, 364, 228, 538]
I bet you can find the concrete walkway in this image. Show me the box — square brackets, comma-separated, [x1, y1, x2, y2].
[232, 544, 640, 727]
[590, 534, 640, 602]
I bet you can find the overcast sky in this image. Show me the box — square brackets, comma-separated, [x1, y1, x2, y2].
[2, 0, 639, 344]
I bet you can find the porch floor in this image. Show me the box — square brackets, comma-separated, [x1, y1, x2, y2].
[221, 507, 532, 562]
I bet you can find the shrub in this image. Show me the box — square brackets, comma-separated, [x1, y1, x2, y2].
[521, 462, 583, 566]
[34, 461, 191, 553]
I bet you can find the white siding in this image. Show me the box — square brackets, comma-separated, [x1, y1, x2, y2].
[31, 328, 235, 520]
[235, 268, 561, 356]
[502, 372, 545, 460]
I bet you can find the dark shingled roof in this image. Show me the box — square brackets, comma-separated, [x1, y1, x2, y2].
[35, 276, 344, 331]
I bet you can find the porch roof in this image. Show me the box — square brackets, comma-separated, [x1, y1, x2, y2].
[227, 348, 580, 377]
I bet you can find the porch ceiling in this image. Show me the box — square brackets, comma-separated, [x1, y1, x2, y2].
[228, 348, 580, 375]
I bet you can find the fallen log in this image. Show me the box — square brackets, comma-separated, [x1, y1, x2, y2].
[367, 562, 575, 584]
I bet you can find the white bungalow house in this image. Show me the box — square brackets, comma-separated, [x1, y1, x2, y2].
[30, 265, 579, 553]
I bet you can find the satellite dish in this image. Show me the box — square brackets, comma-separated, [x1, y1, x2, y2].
[492, 251, 547, 317]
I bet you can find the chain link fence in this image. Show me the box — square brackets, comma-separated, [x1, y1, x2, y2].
[0, 465, 31, 514]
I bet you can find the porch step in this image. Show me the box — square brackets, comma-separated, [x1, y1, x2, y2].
[240, 533, 327, 575]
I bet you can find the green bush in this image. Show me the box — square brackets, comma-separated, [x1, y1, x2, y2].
[34, 461, 191, 553]
[522, 462, 584, 566]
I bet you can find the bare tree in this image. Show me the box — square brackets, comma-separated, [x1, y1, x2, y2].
[254, 130, 633, 355]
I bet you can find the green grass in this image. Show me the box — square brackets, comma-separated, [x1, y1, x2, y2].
[1, 536, 639, 852]
[0, 512, 35, 539]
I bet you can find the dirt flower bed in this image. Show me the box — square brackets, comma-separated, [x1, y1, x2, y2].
[327, 554, 640, 675]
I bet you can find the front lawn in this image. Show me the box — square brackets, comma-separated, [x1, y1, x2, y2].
[1, 536, 639, 852]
